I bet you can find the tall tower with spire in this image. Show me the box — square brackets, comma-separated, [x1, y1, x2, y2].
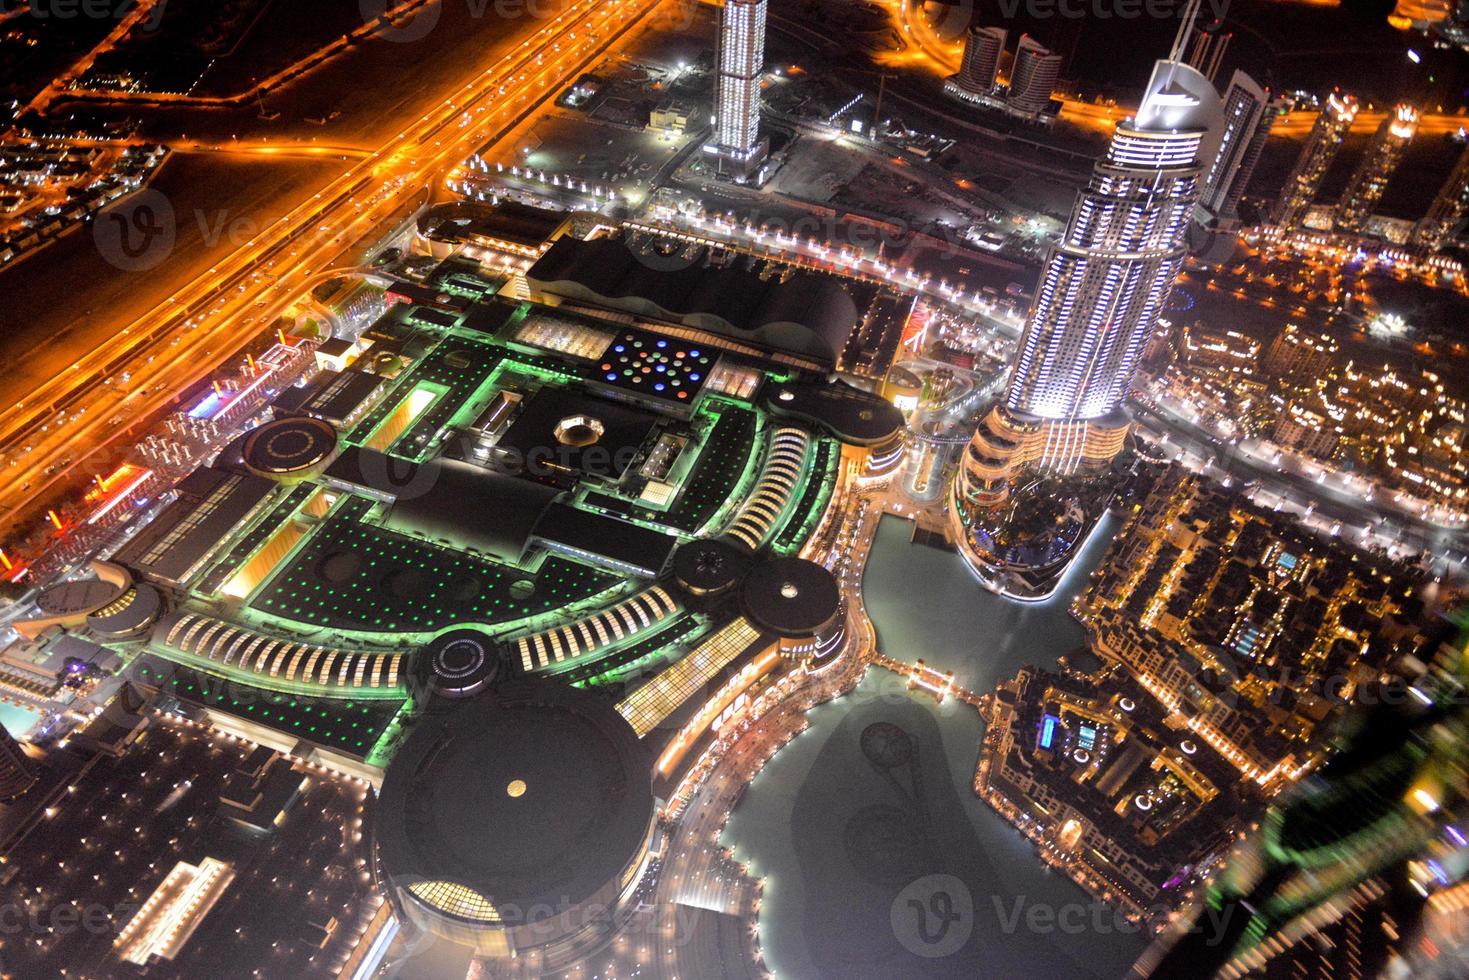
[950, 2, 1220, 599]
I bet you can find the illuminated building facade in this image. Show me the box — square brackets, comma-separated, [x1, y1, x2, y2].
[1263, 322, 1338, 378]
[1271, 402, 1341, 460]
[978, 666, 1236, 920]
[1197, 71, 1276, 222]
[951, 55, 1219, 597]
[1270, 91, 1359, 229]
[1411, 141, 1469, 252]
[1002, 62, 1213, 427]
[1006, 35, 1062, 115]
[1074, 470, 1438, 789]
[1334, 102, 1418, 235]
[709, 0, 769, 180]
[956, 25, 1006, 94]
[1181, 325, 1260, 376]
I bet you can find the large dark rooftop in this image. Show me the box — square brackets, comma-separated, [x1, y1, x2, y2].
[496, 385, 660, 482]
[384, 457, 561, 563]
[527, 235, 858, 369]
[741, 556, 843, 639]
[374, 677, 653, 917]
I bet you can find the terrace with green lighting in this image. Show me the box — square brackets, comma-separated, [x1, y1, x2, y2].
[629, 402, 759, 534]
[553, 613, 709, 688]
[196, 484, 318, 594]
[111, 259, 899, 787]
[772, 438, 839, 554]
[247, 495, 620, 636]
[347, 336, 507, 457]
[132, 654, 405, 759]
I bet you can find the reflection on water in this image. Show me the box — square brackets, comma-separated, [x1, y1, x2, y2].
[722, 512, 1143, 980]
[864, 512, 1118, 692]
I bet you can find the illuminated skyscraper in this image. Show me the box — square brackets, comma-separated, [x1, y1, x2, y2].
[1001, 66, 1215, 429]
[956, 25, 1006, 94]
[951, 36, 1220, 598]
[1411, 141, 1469, 252]
[709, 0, 769, 180]
[1006, 35, 1062, 115]
[1335, 102, 1418, 235]
[0, 722, 36, 801]
[1270, 91, 1358, 229]
[1197, 71, 1277, 222]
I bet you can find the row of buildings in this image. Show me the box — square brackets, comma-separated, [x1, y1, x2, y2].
[1271, 92, 1469, 253]
[1074, 469, 1438, 788]
[943, 27, 1064, 124]
[973, 462, 1449, 936]
[1160, 320, 1469, 516]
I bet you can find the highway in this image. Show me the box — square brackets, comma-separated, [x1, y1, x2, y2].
[0, 0, 670, 543]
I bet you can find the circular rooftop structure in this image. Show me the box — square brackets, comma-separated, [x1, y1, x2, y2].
[553, 414, 605, 448]
[87, 583, 162, 639]
[670, 538, 752, 598]
[740, 556, 842, 638]
[243, 416, 339, 480]
[375, 678, 653, 956]
[36, 577, 125, 618]
[416, 629, 501, 699]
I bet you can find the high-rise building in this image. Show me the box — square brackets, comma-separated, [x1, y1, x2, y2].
[0, 722, 37, 801]
[1197, 71, 1277, 222]
[1411, 141, 1469, 252]
[1335, 102, 1418, 235]
[709, 0, 769, 181]
[951, 51, 1220, 597]
[956, 25, 1006, 94]
[1270, 91, 1359, 229]
[1006, 35, 1062, 116]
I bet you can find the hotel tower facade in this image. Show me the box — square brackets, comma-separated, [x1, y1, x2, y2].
[951, 51, 1220, 597]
